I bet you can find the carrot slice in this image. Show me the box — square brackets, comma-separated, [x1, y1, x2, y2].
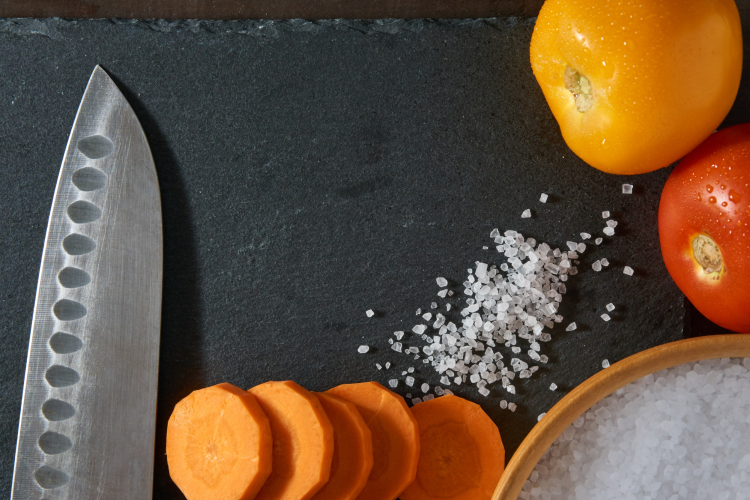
[166, 383, 273, 500]
[249, 381, 334, 500]
[325, 381, 420, 500]
[309, 392, 374, 500]
[400, 395, 505, 500]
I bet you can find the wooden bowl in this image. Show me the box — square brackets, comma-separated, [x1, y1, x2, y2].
[492, 334, 750, 500]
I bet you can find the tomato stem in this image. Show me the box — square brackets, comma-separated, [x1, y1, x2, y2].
[692, 234, 723, 274]
[564, 65, 593, 112]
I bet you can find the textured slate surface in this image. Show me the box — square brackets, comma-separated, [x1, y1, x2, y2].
[0, 15, 745, 499]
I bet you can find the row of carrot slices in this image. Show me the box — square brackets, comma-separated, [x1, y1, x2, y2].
[167, 380, 505, 500]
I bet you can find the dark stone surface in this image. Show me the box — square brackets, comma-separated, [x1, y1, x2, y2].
[0, 15, 745, 498]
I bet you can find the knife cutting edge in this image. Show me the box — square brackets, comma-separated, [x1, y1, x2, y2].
[11, 66, 163, 500]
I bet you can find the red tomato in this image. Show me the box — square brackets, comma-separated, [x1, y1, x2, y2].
[659, 123, 750, 333]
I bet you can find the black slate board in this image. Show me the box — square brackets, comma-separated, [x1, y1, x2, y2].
[1, 15, 748, 499]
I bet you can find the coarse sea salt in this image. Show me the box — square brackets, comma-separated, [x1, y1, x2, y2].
[622, 183, 633, 194]
[366, 309, 375, 317]
[358, 345, 369, 353]
[520, 359, 750, 500]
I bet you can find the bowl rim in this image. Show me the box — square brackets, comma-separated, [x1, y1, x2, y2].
[492, 333, 750, 500]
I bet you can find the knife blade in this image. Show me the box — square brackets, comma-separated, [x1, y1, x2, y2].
[11, 66, 163, 500]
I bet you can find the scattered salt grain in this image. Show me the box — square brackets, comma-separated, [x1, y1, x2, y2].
[385, 362, 391, 369]
[521, 209, 532, 218]
[606, 220, 617, 228]
[622, 183, 633, 194]
[443, 389, 454, 396]
[412, 325, 427, 334]
[405, 376, 415, 387]
[580, 232, 591, 240]
[421, 383, 429, 393]
[412, 398, 422, 405]
[421, 312, 432, 321]
[603, 227, 615, 236]
[500, 400, 508, 409]
[394, 331, 404, 340]
[601, 359, 610, 368]
[436, 277, 448, 287]
[601, 313, 611, 321]
[601, 210, 610, 218]
[478, 387, 490, 396]
[388, 379, 398, 388]
[576, 243, 586, 253]
[623, 266, 634, 276]
[592, 260, 602, 272]
[430, 302, 438, 309]
[549, 383, 557, 391]
[600, 258, 609, 266]
[366, 309, 375, 317]
[595, 237, 603, 245]
[605, 303, 615, 312]
[416, 308, 421, 315]
[407, 367, 414, 373]
[508, 403, 517, 412]
[540, 193, 548, 203]
[537, 413, 546, 421]
[358, 345, 370, 353]
[423, 394, 435, 401]
[376, 363, 382, 370]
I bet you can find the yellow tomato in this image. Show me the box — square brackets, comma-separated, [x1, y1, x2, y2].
[530, 0, 742, 175]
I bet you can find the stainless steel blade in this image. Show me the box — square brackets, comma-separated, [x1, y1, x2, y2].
[11, 66, 163, 500]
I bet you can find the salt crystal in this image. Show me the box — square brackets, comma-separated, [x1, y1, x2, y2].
[422, 312, 432, 321]
[577, 243, 586, 253]
[437, 289, 448, 298]
[550, 383, 557, 391]
[508, 403, 517, 412]
[595, 237, 603, 245]
[430, 302, 438, 309]
[366, 309, 375, 317]
[392, 342, 402, 352]
[600, 258, 609, 266]
[623, 266, 634, 276]
[423, 394, 435, 401]
[602, 210, 610, 218]
[601, 359, 610, 368]
[601, 313, 611, 321]
[540, 193, 548, 203]
[436, 277, 448, 287]
[421, 383, 429, 393]
[540, 355, 548, 363]
[416, 308, 421, 315]
[592, 260, 602, 272]
[405, 376, 415, 387]
[566, 322, 577, 332]
[566, 241, 578, 251]
[376, 363, 382, 370]
[478, 387, 490, 396]
[500, 400, 508, 409]
[521, 209, 532, 218]
[606, 303, 615, 312]
[394, 331, 404, 340]
[580, 232, 591, 240]
[412, 398, 422, 405]
[408, 367, 414, 373]
[622, 183, 633, 194]
[358, 345, 370, 353]
[385, 362, 391, 369]
[603, 227, 615, 236]
[537, 413, 546, 421]
[388, 379, 398, 388]
[412, 325, 427, 334]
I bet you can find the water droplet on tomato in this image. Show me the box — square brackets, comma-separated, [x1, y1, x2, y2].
[720, 184, 727, 190]
[709, 196, 717, 204]
[706, 185, 714, 193]
[721, 201, 728, 207]
[729, 189, 742, 203]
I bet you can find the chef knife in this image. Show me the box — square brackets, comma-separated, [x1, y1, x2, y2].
[11, 66, 162, 499]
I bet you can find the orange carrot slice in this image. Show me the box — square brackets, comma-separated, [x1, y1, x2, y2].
[400, 395, 505, 500]
[309, 392, 374, 500]
[249, 381, 334, 500]
[326, 381, 420, 500]
[166, 383, 273, 500]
